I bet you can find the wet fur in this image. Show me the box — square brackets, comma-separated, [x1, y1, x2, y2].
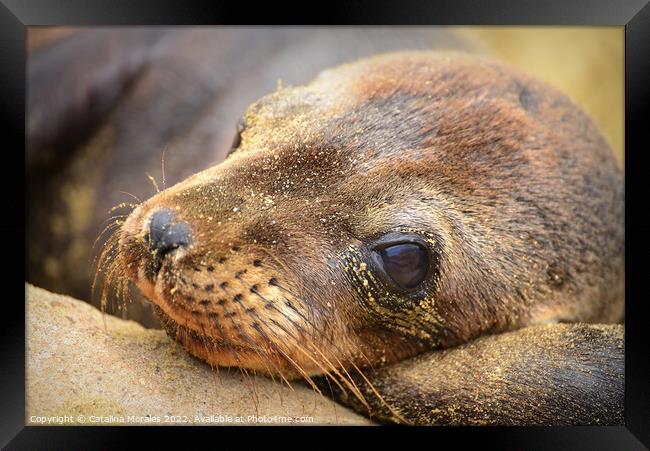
[107, 52, 624, 424]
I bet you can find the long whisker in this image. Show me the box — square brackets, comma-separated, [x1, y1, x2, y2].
[267, 317, 355, 400]
[348, 361, 410, 424]
[161, 147, 167, 190]
[92, 220, 124, 250]
[245, 304, 348, 395]
[251, 289, 362, 394]
[245, 291, 357, 402]
[272, 281, 375, 368]
[250, 283, 403, 418]
[220, 287, 290, 387]
[217, 283, 295, 390]
[189, 291, 222, 386]
[100, 213, 129, 226]
[92, 232, 120, 305]
[118, 191, 142, 203]
[145, 172, 160, 193]
[268, 282, 375, 371]
[175, 274, 260, 411]
[171, 279, 259, 413]
[264, 313, 373, 412]
[229, 314, 293, 391]
[250, 321, 322, 395]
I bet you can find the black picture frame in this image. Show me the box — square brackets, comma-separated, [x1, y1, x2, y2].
[5, 0, 649, 448]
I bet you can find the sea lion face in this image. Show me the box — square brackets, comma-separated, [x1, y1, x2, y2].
[117, 52, 624, 378]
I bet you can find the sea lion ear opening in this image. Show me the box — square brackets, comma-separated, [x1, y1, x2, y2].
[226, 117, 246, 157]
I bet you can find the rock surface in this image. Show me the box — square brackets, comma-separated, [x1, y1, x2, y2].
[26, 284, 371, 425]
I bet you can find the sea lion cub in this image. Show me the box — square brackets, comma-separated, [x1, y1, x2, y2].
[111, 52, 624, 424]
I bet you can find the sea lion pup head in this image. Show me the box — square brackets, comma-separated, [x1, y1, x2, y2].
[117, 51, 624, 378]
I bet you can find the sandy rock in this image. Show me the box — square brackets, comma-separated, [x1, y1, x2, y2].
[26, 284, 371, 425]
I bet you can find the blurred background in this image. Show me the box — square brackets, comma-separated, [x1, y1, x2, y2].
[26, 27, 624, 327]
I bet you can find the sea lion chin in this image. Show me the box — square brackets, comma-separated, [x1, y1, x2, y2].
[112, 51, 624, 382]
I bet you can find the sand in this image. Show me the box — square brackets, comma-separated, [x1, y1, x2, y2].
[25, 284, 371, 425]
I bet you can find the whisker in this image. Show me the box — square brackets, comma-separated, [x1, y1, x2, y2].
[245, 306, 342, 394]
[145, 172, 160, 193]
[100, 213, 129, 225]
[161, 147, 167, 190]
[250, 321, 322, 395]
[118, 191, 142, 203]
[108, 202, 137, 215]
[173, 275, 260, 413]
[256, 285, 374, 370]
[271, 282, 376, 369]
[248, 285, 399, 416]
[190, 293, 222, 387]
[92, 220, 124, 250]
[177, 279, 260, 407]
[218, 282, 294, 390]
[348, 361, 410, 424]
[268, 315, 370, 411]
[242, 297, 353, 402]
[230, 315, 292, 390]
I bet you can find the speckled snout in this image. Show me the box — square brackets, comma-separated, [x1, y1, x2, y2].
[116, 171, 338, 377]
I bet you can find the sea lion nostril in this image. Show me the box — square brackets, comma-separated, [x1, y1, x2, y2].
[149, 209, 191, 255]
[149, 210, 173, 248]
[159, 222, 190, 250]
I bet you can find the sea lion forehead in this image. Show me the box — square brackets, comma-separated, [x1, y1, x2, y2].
[235, 52, 465, 144]
[235, 51, 538, 160]
[237, 85, 345, 153]
[309, 51, 517, 102]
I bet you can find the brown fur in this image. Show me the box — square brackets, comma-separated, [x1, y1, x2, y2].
[111, 51, 624, 424]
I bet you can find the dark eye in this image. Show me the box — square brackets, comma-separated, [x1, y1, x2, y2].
[379, 243, 429, 290]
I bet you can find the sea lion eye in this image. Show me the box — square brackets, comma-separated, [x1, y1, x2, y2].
[379, 243, 429, 290]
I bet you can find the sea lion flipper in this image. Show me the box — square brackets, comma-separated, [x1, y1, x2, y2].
[321, 323, 624, 425]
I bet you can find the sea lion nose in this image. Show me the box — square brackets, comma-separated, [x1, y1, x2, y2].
[149, 209, 191, 255]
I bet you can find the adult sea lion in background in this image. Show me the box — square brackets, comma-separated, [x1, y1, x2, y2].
[111, 52, 624, 424]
